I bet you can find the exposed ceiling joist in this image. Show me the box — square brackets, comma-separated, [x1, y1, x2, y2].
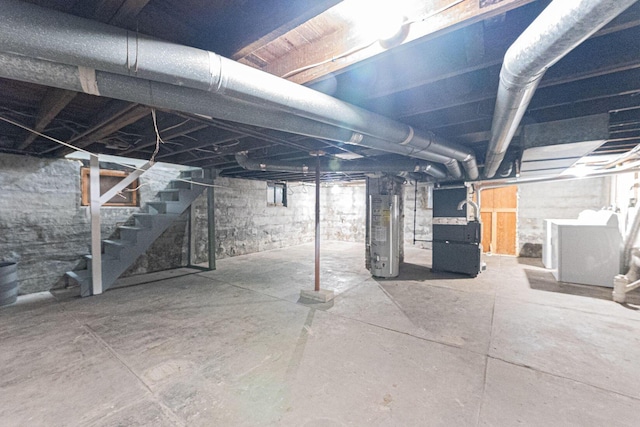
[230, 0, 342, 60]
[109, 0, 151, 27]
[252, 0, 537, 84]
[0, 0, 638, 184]
[21, 0, 152, 155]
[125, 121, 211, 156]
[17, 87, 77, 150]
[68, 104, 151, 153]
[42, 102, 150, 155]
[392, 25, 640, 119]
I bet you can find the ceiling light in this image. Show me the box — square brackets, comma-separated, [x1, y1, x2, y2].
[340, 0, 408, 43]
[334, 152, 364, 160]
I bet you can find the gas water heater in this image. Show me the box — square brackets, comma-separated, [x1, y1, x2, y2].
[369, 194, 400, 278]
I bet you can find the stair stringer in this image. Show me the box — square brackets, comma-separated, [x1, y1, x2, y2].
[67, 175, 209, 296]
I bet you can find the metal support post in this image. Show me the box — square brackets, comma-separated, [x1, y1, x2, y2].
[89, 154, 103, 295]
[315, 154, 320, 292]
[413, 179, 418, 245]
[188, 202, 196, 266]
[207, 169, 217, 270]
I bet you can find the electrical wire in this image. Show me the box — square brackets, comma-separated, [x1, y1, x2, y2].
[149, 108, 165, 164]
[280, 0, 466, 79]
[0, 114, 224, 189]
[160, 118, 190, 133]
[281, 40, 378, 79]
[405, 0, 465, 26]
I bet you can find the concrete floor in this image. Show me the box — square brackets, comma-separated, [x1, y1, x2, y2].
[2, 241, 640, 426]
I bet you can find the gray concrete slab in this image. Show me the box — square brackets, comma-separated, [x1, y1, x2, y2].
[278, 309, 486, 427]
[379, 280, 495, 353]
[324, 277, 427, 338]
[490, 297, 640, 399]
[479, 358, 640, 427]
[0, 299, 175, 426]
[497, 261, 640, 322]
[2, 241, 640, 426]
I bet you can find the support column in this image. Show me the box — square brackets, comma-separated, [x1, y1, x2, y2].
[315, 154, 320, 292]
[207, 168, 216, 271]
[300, 152, 334, 303]
[188, 202, 196, 266]
[89, 154, 103, 295]
[365, 178, 371, 270]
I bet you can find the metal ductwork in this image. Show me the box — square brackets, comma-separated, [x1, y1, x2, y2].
[0, 51, 464, 179]
[0, 0, 478, 180]
[484, 0, 638, 178]
[235, 152, 449, 179]
[235, 152, 312, 175]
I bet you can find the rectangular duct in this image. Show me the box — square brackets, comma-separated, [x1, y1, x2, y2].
[520, 114, 609, 177]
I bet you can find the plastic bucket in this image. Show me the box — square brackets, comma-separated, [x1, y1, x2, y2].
[0, 262, 18, 306]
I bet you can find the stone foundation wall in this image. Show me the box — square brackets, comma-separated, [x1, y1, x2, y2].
[321, 182, 366, 243]
[0, 153, 184, 294]
[1, 153, 370, 294]
[190, 177, 317, 263]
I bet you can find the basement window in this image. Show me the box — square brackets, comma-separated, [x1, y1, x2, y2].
[81, 168, 139, 207]
[267, 182, 287, 207]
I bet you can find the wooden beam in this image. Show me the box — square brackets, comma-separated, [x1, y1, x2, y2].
[169, 137, 268, 165]
[91, 0, 124, 22]
[69, 101, 139, 146]
[155, 128, 243, 159]
[333, 31, 505, 103]
[530, 68, 640, 112]
[357, 2, 640, 103]
[17, 87, 77, 150]
[122, 120, 211, 155]
[231, 1, 342, 60]
[109, 0, 152, 27]
[25, 0, 150, 154]
[42, 102, 150, 155]
[71, 105, 151, 151]
[259, 0, 537, 84]
[390, 27, 640, 119]
[192, 0, 341, 58]
[78, 0, 150, 26]
[594, 2, 640, 38]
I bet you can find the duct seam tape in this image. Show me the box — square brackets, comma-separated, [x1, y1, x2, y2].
[208, 52, 224, 93]
[349, 132, 364, 144]
[399, 126, 414, 145]
[78, 66, 100, 96]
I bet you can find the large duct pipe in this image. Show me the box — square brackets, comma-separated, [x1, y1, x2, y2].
[484, 0, 638, 178]
[235, 152, 449, 179]
[235, 152, 311, 174]
[0, 0, 477, 179]
[0, 52, 462, 179]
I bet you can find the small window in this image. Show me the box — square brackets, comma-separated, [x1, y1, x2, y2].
[81, 168, 139, 207]
[267, 182, 287, 207]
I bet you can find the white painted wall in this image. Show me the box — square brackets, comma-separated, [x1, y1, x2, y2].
[517, 177, 610, 256]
